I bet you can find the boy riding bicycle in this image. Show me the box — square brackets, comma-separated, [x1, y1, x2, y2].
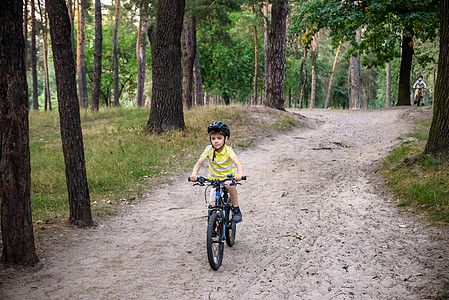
[189, 121, 243, 222]
[413, 75, 427, 106]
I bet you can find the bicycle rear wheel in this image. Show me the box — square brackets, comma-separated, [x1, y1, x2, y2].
[225, 209, 236, 247]
[207, 213, 224, 270]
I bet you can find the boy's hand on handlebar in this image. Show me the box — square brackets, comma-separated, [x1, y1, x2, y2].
[235, 174, 243, 181]
[189, 175, 197, 182]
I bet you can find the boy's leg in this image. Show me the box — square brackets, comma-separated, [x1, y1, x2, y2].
[227, 185, 242, 222]
[227, 185, 239, 207]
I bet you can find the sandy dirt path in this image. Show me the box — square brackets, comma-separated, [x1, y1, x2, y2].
[1, 108, 448, 300]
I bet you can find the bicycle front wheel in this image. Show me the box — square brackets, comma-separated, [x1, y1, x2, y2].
[207, 213, 224, 270]
[225, 210, 236, 247]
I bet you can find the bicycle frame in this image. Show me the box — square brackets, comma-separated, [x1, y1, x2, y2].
[210, 184, 232, 241]
[196, 177, 235, 240]
[189, 175, 245, 231]
[189, 174, 246, 270]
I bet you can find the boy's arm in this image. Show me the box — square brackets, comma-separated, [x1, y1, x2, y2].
[231, 156, 243, 181]
[190, 157, 205, 182]
[423, 82, 427, 88]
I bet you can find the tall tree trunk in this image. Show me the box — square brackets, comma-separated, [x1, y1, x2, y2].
[253, 21, 259, 106]
[77, 0, 88, 108]
[299, 47, 307, 109]
[386, 62, 391, 107]
[136, 11, 148, 107]
[0, 0, 39, 266]
[31, 0, 39, 110]
[365, 68, 370, 109]
[309, 34, 318, 109]
[38, 0, 51, 111]
[287, 88, 292, 108]
[350, 29, 361, 109]
[424, 0, 449, 158]
[23, 0, 28, 73]
[46, 0, 93, 227]
[146, 0, 186, 133]
[182, 14, 196, 109]
[324, 41, 342, 109]
[91, 0, 102, 111]
[263, 1, 269, 104]
[193, 45, 204, 105]
[397, 31, 414, 106]
[433, 68, 436, 104]
[113, 0, 121, 107]
[66, 0, 75, 65]
[264, 0, 287, 111]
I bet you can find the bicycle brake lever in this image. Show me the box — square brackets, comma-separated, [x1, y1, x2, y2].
[193, 183, 205, 186]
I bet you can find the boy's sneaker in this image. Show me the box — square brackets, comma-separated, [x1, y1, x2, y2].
[232, 207, 242, 223]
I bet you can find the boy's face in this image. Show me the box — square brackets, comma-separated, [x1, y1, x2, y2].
[418, 77, 423, 81]
[210, 133, 226, 149]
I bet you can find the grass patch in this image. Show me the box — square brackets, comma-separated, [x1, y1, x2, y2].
[379, 120, 449, 223]
[28, 105, 302, 225]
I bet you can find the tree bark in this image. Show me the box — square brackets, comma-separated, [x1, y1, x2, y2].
[76, 0, 88, 108]
[309, 34, 318, 109]
[146, 0, 186, 133]
[37, 0, 51, 111]
[23, 0, 28, 73]
[264, 0, 287, 111]
[365, 68, 370, 109]
[424, 0, 449, 159]
[386, 62, 391, 107]
[182, 14, 196, 109]
[263, 1, 269, 104]
[31, 0, 39, 110]
[46, 0, 93, 227]
[433, 68, 436, 104]
[397, 31, 414, 106]
[350, 29, 361, 109]
[136, 11, 148, 107]
[193, 44, 204, 106]
[253, 22, 259, 106]
[113, 0, 121, 107]
[299, 47, 307, 109]
[324, 41, 342, 109]
[66, 0, 75, 65]
[0, 0, 39, 266]
[91, 0, 102, 111]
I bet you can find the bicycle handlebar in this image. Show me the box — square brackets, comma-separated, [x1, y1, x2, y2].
[188, 175, 246, 184]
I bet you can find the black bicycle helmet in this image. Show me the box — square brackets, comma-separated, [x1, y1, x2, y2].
[207, 121, 230, 138]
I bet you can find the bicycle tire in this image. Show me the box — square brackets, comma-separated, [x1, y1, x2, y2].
[206, 213, 224, 270]
[225, 209, 236, 247]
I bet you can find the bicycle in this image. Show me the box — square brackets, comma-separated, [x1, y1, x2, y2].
[414, 87, 424, 106]
[188, 174, 246, 270]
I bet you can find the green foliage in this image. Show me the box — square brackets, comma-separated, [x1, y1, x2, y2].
[198, 7, 263, 102]
[26, 0, 440, 110]
[84, 2, 141, 106]
[290, 0, 439, 68]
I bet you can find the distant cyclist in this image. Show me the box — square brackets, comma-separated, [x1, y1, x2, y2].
[413, 75, 427, 106]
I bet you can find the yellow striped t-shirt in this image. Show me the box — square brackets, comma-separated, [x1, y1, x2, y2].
[200, 145, 237, 180]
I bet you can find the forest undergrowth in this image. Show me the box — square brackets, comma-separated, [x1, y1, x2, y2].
[28, 105, 300, 228]
[26, 106, 449, 229]
[380, 107, 449, 224]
